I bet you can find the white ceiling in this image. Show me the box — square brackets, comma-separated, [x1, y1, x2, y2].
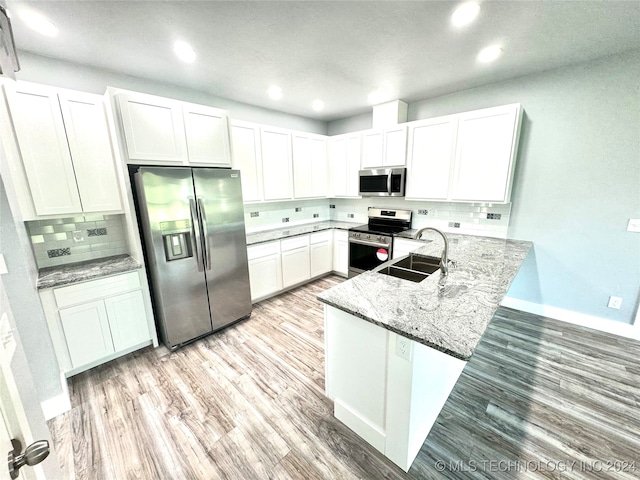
[7, 1, 640, 121]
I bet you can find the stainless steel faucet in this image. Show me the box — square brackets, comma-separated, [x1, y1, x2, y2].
[414, 227, 450, 276]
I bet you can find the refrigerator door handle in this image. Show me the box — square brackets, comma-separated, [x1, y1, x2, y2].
[189, 197, 204, 272]
[197, 198, 212, 270]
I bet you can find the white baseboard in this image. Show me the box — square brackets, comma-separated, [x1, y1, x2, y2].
[40, 371, 71, 420]
[500, 297, 640, 341]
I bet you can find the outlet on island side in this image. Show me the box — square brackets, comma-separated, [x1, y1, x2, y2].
[396, 335, 412, 361]
[608, 296, 623, 310]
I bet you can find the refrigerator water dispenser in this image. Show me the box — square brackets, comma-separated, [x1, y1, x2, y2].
[163, 232, 192, 261]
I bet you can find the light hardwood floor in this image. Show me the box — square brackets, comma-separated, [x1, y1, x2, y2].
[48, 275, 640, 479]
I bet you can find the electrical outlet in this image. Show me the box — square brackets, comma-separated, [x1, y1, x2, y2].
[396, 336, 412, 361]
[627, 219, 640, 232]
[282, 218, 290, 223]
[417, 209, 429, 215]
[608, 296, 622, 309]
[295, 207, 302, 212]
[72, 230, 85, 242]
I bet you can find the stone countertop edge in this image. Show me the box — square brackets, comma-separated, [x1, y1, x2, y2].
[246, 220, 360, 245]
[37, 254, 142, 290]
[317, 233, 533, 361]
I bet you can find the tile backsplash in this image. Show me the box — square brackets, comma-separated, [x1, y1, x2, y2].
[26, 214, 128, 268]
[244, 200, 330, 232]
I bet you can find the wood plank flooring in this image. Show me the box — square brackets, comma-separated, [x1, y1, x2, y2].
[48, 275, 640, 479]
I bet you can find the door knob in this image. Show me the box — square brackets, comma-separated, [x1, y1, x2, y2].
[7, 439, 50, 479]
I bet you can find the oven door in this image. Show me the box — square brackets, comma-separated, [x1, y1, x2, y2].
[348, 237, 392, 277]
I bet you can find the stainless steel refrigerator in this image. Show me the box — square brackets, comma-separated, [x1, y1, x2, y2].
[134, 167, 252, 350]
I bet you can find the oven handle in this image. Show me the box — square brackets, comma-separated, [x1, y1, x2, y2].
[349, 238, 391, 249]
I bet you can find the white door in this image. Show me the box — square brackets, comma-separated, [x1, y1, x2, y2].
[383, 125, 407, 167]
[329, 136, 347, 197]
[248, 254, 283, 301]
[231, 120, 263, 202]
[4, 82, 82, 216]
[104, 290, 149, 352]
[345, 133, 362, 197]
[406, 116, 457, 200]
[332, 230, 349, 276]
[292, 134, 314, 198]
[361, 130, 383, 168]
[451, 104, 520, 203]
[117, 92, 188, 163]
[281, 247, 311, 288]
[0, 284, 61, 480]
[183, 104, 231, 166]
[310, 241, 332, 277]
[261, 127, 293, 201]
[58, 91, 124, 213]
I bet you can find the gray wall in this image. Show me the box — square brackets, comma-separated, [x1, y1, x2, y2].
[330, 49, 640, 325]
[16, 51, 328, 134]
[0, 177, 63, 402]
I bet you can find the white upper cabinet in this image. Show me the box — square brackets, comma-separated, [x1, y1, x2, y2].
[451, 104, 522, 203]
[405, 115, 458, 201]
[58, 91, 123, 213]
[183, 103, 231, 166]
[292, 132, 327, 199]
[382, 125, 408, 167]
[361, 130, 384, 168]
[117, 92, 188, 163]
[261, 126, 293, 201]
[116, 91, 231, 166]
[231, 120, 263, 202]
[4, 82, 122, 216]
[361, 126, 407, 168]
[330, 133, 361, 197]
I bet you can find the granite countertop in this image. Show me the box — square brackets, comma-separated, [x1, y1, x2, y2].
[317, 234, 533, 360]
[246, 220, 360, 245]
[37, 254, 141, 290]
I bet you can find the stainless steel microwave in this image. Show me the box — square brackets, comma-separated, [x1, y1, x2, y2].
[358, 168, 406, 197]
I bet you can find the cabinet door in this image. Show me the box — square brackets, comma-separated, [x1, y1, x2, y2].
[59, 300, 115, 369]
[248, 254, 283, 301]
[329, 136, 347, 197]
[292, 134, 314, 198]
[104, 290, 150, 352]
[183, 104, 231, 166]
[231, 120, 263, 202]
[383, 125, 407, 167]
[361, 130, 383, 169]
[333, 230, 349, 276]
[117, 92, 187, 163]
[5, 82, 82, 215]
[406, 117, 457, 200]
[451, 104, 520, 203]
[310, 137, 328, 197]
[261, 127, 293, 201]
[310, 241, 332, 277]
[345, 133, 362, 197]
[282, 246, 311, 288]
[58, 91, 124, 213]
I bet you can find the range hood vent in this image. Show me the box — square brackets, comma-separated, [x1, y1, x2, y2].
[372, 100, 407, 129]
[0, 4, 20, 80]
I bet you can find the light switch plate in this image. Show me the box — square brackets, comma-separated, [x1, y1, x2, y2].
[608, 296, 623, 309]
[627, 219, 640, 232]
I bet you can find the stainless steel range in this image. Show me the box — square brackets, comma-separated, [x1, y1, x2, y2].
[348, 208, 412, 278]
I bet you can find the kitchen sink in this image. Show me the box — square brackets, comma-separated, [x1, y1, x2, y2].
[376, 254, 442, 283]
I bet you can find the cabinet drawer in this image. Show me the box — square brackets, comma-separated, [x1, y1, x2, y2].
[247, 241, 280, 260]
[281, 235, 310, 252]
[54, 271, 141, 308]
[310, 230, 331, 244]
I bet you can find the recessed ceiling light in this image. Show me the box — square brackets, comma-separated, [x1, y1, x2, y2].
[268, 85, 283, 100]
[173, 40, 196, 63]
[477, 45, 502, 63]
[312, 100, 324, 112]
[18, 9, 58, 37]
[451, 2, 481, 27]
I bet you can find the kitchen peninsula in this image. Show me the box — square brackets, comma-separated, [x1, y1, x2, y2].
[317, 233, 532, 471]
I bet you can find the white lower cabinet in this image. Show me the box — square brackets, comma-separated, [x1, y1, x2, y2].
[247, 241, 283, 302]
[247, 229, 347, 302]
[333, 230, 349, 276]
[310, 231, 333, 277]
[281, 236, 311, 288]
[44, 271, 154, 376]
